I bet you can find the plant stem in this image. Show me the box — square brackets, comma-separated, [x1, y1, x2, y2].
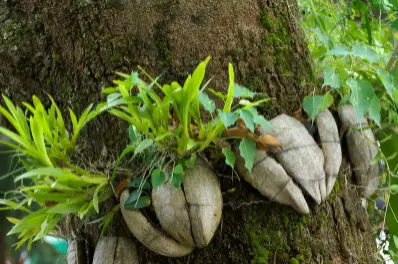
[386, 44, 398, 72]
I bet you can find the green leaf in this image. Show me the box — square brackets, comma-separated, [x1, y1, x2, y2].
[223, 63, 235, 112]
[151, 169, 166, 189]
[128, 125, 139, 143]
[327, 46, 350, 56]
[134, 139, 153, 155]
[198, 91, 216, 113]
[208, 88, 226, 100]
[48, 202, 85, 214]
[7, 211, 48, 235]
[389, 185, 398, 191]
[124, 193, 151, 210]
[239, 98, 270, 109]
[69, 108, 78, 135]
[347, 79, 375, 119]
[128, 177, 150, 190]
[171, 173, 184, 188]
[184, 153, 197, 169]
[93, 183, 106, 214]
[239, 138, 256, 172]
[238, 109, 255, 132]
[222, 148, 236, 169]
[368, 95, 381, 126]
[394, 235, 398, 249]
[377, 69, 395, 97]
[172, 163, 184, 175]
[352, 43, 379, 63]
[323, 67, 341, 89]
[233, 84, 256, 98]
[303, 94, 333, 121]
[218, 111, 239, 128]
[253, 115, 271, 129]
[0, 199, 31, 213]
[124, 190, 141, 204]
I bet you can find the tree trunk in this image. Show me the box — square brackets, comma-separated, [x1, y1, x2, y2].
[0, 0, 377, 263]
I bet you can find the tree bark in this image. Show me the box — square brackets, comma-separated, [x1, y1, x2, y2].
[0, 0, 377, 263]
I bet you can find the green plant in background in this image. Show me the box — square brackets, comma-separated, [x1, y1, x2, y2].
[102, 57, 274, 209]
[298, 0, 398, 261]
[0, 95, 110, 249]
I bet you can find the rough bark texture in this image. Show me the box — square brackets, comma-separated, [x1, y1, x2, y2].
[0, 0, 377, 263]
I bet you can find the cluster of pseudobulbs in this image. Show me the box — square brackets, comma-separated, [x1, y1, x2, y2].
[90, 105, 381, 263]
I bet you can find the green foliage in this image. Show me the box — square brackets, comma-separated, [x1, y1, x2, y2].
[303, 93, 333, 121]
[299, 0, 398, 260]
[0, 95, 109, 249]
[103, 57, 271, 208]
[299, 0, 398, 125]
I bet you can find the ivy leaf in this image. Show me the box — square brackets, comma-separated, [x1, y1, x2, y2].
[323, 67, 341, 89]
[368, 95, 381, 127]
[222, 148, 236, 169]
[151, 169, 166, 189]
[352, 43, 379, 63]
[198, 91, 216, 113]
[347, 78, 375, 119]
[377, 69, 395, 97]
[303, 94, 333, 121]
[234, 84, 256, 98]
[134, 139, 153, 155]
[239, 138, 256, 172]
[238, 109, 255, 132]
[327, 46, 350, 56]
[218, 111, 239, 128]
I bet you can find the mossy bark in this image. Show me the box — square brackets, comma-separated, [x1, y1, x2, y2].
[0, 0, 376, 263]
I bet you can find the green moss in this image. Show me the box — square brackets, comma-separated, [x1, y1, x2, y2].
[261, 12, 272, 30]
[283, 216, 289, 227]
[51, 51, 57, 65]
[301, 215, 308, 224]
[296, 254, 305, 261]
[288, 258, 300, 264]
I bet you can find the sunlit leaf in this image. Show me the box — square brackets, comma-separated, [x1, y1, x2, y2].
[377, 68, 395, 97]
[303, 94, 333, 121]
[347, 79, 375, 120]
[234, 84, 256, 98]
[198, 91, 216, 113]
[323, 67, 341, 89]
[134, 139, 153, 155]
[218, 111, 239, 128]
[327, 46, 350, 56]
[352, 43, 379, 63]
